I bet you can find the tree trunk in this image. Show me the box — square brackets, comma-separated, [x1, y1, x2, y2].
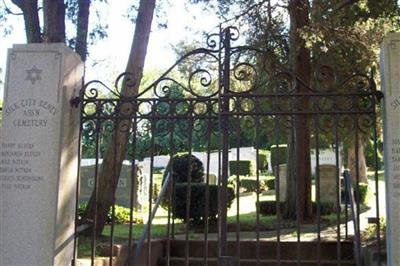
[284, 0, 312, 222]
[83, 0, 156, 236]
[11, 0, 41, 43]
[43, 0, 65, 42]
[75, 0, 91, 62]
[348, 137, 368, 184]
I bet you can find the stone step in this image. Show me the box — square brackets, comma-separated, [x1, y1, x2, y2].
[158, 257, 356, 266]
[167, 240, 354, 261]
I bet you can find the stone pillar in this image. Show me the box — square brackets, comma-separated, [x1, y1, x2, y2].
[381, 33, 400, 266]
[0, 44, 83, 266]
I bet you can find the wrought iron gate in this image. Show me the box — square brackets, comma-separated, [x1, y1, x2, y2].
[73, 26, 384, 266]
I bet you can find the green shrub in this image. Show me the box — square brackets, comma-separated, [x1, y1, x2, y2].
[172, 183, 235, 224]
[153, 167, 165, 174]
[257, 153, 268, 170]
[270, 144, 287, 167]
[78, 202, 143, 224]
[229, 160, 256, 176]
[163, 154, 204, 184]
[152, 183, 160, 203]
[355, 183, 370, 205]
[266, 179, 275, 190]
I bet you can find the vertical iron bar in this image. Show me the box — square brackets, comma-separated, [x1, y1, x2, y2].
[314, 115, 321, 266]
[90, 119, 101, 266]
[371, 73, 381, 266]
[203, 113, 213, 266]
[274, 115, 281, 266]
[166, 112, 176, 266]
[109, 118, 119, 266]
[372, 114, 382, 266]
[334, 114, 342, 265]
[354, 116, 362, 262]
[219, 27, 231, 260]
[295, 103, 301, 266]
[147, 112, 156, 266]
[184, 105, 194, 266]
[72, 103, 84, 266]
[127, 115, 138, 266]
[235, 115, 241, 264]
[255, 115, 261, 266]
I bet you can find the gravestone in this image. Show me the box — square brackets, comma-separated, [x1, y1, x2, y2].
[273, 164, 287, 202]
[0, 44, 83, 266]
[316, 164, 339, 208]
[381, 33, 400, 266]
[79, 160, 146, 210]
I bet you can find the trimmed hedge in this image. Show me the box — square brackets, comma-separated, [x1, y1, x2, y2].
[270, 144, 287, 167]
[238, 178, 268, 193]
[172, 183, 235, 224]
[229, 160, 256, 176]
[258, 200, 337, 216]
[78, 202, 143, 224]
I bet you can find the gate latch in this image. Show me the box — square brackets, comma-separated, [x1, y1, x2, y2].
[70, 96, 80, 108]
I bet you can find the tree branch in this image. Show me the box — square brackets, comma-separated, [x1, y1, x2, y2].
[7, 0, 24, 15]
[10, 0, 42, 43]
[221, 0, 270, 25]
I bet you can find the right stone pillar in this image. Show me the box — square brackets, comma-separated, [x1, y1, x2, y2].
[380, 33, 400, 266]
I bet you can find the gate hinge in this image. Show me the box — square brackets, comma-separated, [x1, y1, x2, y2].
[376, 91, 384, 102]
[70, 96, 81, 108]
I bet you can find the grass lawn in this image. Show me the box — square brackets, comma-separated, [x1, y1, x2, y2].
[367, 170, 384, 181]
[77, 189, 354, 257]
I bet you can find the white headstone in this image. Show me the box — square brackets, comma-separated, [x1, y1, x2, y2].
[381, 33, 400, 266]
[316, 164, 339, 207]
[0, 44, 83, 266]
[274, 164, 287, 202]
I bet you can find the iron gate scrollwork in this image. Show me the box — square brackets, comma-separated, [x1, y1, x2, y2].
[74, 26, 384, 266]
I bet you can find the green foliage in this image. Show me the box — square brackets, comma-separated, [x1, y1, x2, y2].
[365, 139, 384, 170]
[270, 144, 287, 167]
[363, 217, 386, 240]
[78, 202, 143, 224]
[229, 160, 256, 176]
[172, 183, 235, 224]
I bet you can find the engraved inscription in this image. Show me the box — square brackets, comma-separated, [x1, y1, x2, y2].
[4, 98, 57, 128]
[0, 142, 43, 190]
[391, 137, 400, 198]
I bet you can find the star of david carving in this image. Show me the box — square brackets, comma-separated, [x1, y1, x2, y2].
[25, 65, 42, 85]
